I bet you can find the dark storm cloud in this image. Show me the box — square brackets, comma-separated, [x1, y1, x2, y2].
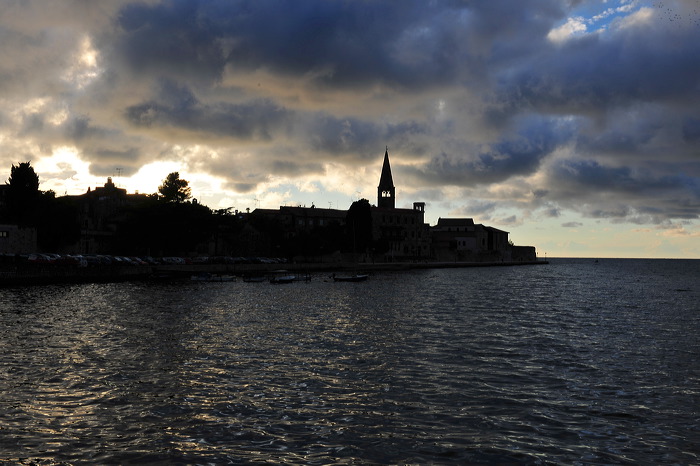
[547, 158, 700, 220]
[409, 116, 576, 186]
[110, 0, 571, 91]
[116, 1, 229, 84]
[305, 115, 384, 155]
[122, 77, 430, 161]
[1, 0, 699, 228]
[306, 115, 429, 157]
[112, 0, 473, 89]
[419, 141, 545, 186]
[490, 21, 700, 119]
[682, 117, 700, 143]
[554, 160, 700, 199]
[125, 79, 291, 140]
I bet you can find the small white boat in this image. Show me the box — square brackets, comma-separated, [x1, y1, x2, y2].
[269, 275, 296, 284]
[332, 273, 369, 282]
[191, 272, 235, 282]
[269, 270, 296, 284]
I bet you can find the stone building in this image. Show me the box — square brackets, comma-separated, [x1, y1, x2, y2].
[430, 218, 539, 262]
[68, 177, 148, 254]
[0, 224, 37, 254]
[0, 185, 38, 254]
[248, 205, 347, 260]
[371, 148, 430, 261]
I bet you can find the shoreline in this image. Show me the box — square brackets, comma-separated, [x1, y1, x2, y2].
[0, 260, 548, 287]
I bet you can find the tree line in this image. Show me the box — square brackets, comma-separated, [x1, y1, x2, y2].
[1, 162, 377, 258]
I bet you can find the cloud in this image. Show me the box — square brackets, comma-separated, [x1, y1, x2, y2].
[407, 115, 577, 187]
[0, 0, 698, 232]
[547, 16, 587, 43]
[125, 80, 293, 142]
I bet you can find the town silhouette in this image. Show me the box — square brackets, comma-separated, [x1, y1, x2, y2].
[0, 149, 536, 273]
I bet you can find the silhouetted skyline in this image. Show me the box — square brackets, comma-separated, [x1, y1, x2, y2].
[1, 1, 698, 257]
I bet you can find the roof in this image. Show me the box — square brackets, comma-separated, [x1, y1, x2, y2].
[378, 148, 394, 189]
[483, 225, 510, 234]
[436, 218, 475, 227]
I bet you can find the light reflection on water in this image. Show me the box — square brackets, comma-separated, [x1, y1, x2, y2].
[1, 259, 699, 464]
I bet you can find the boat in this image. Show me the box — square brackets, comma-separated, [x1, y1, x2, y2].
[191, 272, 235, 282]
[332, 273, 369, 282]
[269, 275, 296, 284]
[269, 270, 296, 284]
[242, 275, 266, 283]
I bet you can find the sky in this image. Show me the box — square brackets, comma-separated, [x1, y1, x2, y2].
[1, 0, 699, 258]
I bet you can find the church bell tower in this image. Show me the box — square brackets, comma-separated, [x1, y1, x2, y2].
[377, 147, 395, 209]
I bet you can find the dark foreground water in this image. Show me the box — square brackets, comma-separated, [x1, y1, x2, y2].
[1, 259, 698, 464]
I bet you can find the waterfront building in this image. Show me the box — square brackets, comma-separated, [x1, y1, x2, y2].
[67, 177, 148, 254]
[371, 148, 431, 261]
[0, 150, 537, 261]
[248, 205, 347, 260]
[0, 224, 37, 254]
[431, 218, 509, 261]
[430, 218, 537, 262]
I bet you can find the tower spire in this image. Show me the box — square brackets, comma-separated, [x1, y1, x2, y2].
[377, 146, 395, 209]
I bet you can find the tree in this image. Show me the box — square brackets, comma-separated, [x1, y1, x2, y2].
[36, 195, 80, 252]
[345, 198, 373, 254]
[8, 162, 39, 193]
[158, 171, 192, 203]
[5, 161, 41, 224]
[116, 198, 213, 256]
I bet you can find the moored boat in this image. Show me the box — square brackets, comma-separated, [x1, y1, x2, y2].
[191, 272, 235, 282]
[242, 275, 266, 283]
[269, 270, 296, 284]
[332, 273, 369, 282]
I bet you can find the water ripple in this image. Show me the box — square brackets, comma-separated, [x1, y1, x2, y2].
[1, 259, 699, 464]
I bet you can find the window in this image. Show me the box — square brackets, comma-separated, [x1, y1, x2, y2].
[0, 231, 8, 238]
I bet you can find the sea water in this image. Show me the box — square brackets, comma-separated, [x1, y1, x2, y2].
[1, 259, 698, 464]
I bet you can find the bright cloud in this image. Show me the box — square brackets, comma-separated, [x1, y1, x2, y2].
[547, 16, 588, 43]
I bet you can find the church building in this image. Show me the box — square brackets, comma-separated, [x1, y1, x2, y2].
[371, 148, 431, 261]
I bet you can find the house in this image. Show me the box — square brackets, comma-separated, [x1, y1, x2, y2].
[0, 224, 37, 254]
[248, 205, 347, 260]
[431, 218, 511, 261]
[67, 177, 149, 254]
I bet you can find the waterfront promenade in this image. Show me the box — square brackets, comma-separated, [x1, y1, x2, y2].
[0, 259, 547, 286]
